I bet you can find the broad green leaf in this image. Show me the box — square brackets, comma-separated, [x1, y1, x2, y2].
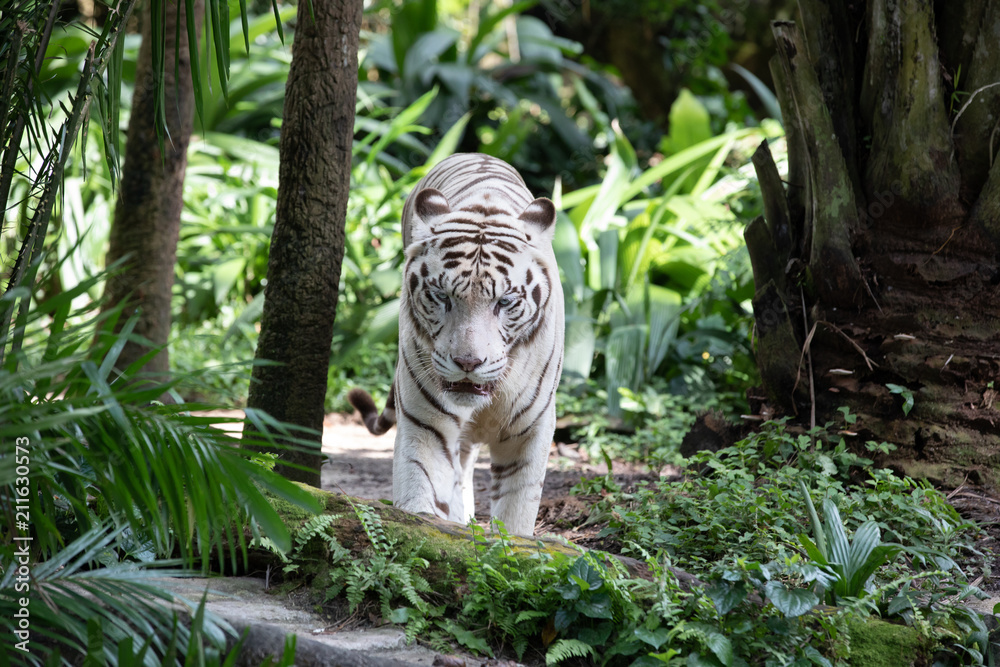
[635, 626, 672, 649]
[597, 228, 619, 292]
[402, 29, 460, 80]
[605, 324, 645, 417]
[705, 631, 733, 666]
[662, 89, 712, 155]
[575, 593, 613, 619]
[553, 213, 585, 299]
[562, 314, 596, 384]
[566, 557, 604, 590]
[822, 498, 851, 578]
[646, 285, 682, 374]
[212, 258, 245, 306]
[763, 581, 819, 618]
[705, 581, 747, 615]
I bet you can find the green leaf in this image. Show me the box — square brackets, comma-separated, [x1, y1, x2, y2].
[705, 581, 747, 615]
[662, 89, 712, 155]
[798, 534, 829, 567]
[704, 630, 733, 666]
[575, 592, 613, 619]
[566, 557, 604, 591]
[578, 622, 612, 647]
[597, 228, 619, 292]
[763, 581, 819, 618]
[469, 0, 536, 62]
[562, 313, 597, 385]
[646, 285, 682, 374]
[635, 626, 672, 649]
[546, 639, 595, 665]
[605, 324, 645, 417]
[822, 498, 850, 577]
[885, 383, 915, 416]
[887, 593, 914, 616]
[553, 213, 585, 299]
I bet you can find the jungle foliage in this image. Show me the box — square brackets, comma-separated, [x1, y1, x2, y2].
[1, 0, 994, 664]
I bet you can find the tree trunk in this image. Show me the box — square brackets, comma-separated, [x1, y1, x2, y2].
[747, 1, 1000, 492]
[101, 0, 202, 379]
[245, 0, 363, 485]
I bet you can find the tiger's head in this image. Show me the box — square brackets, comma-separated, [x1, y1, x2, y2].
[403, 187, 558, 408]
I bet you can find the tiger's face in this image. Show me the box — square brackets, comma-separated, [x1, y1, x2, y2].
[403, 188, 557, 408]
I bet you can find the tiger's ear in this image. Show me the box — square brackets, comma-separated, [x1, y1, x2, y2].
[410, 188, 451, 246]
[518, 197, 557, 243]
[415, 188, 451, 219]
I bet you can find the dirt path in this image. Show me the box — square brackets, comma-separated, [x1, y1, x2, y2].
[320, 412, 659, 538]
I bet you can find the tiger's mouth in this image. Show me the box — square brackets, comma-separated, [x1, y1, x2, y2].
[443, 380, 494, 396]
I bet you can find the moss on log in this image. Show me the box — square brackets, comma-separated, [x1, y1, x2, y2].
[265, 485, 706, 592]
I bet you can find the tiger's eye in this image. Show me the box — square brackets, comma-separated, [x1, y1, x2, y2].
[498, 296, 513, 307]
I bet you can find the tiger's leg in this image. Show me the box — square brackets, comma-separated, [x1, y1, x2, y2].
[391, 410, 466, 523]
[487, 407, 555, 536]
[458, 441, 482, 523]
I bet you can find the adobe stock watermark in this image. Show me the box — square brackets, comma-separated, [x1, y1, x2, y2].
[683, 0, 750, 62]
[857, 180, 904, 229]
[11, 436, 33, 653]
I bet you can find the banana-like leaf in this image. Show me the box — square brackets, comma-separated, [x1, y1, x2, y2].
[553, 213, 586, 301]
[605, 324, 646, 417]
[562, 313, 597, 385]
[646, 285, 682, 375]
[597, 228, 619, 293]
[822, 498, 852, 579]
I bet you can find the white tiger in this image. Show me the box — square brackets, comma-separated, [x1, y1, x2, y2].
[348, 153, 564, 536]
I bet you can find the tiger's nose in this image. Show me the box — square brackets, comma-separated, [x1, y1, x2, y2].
[453, 356, 484, 372]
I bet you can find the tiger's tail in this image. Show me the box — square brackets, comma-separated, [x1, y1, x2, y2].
[347, 385, 396, 435]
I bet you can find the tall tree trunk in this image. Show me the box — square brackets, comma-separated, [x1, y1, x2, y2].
[102, 0, 202, 379]
[748, 0, 1000, 492]
[245, 0, 363, 485]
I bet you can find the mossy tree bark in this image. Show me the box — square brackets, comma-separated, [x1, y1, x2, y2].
[101, 0, 202, 379]
[747, 1, 1000, 490]
[245, 0, 363, 485]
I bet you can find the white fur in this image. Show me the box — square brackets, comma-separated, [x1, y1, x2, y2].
[389, 154, 564, 536]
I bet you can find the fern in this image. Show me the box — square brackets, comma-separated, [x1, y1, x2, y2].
[293, 514, 344, 552]
[348, 500, 391, 555]
[250, 536, 289, 564]
[545, 638, 596, 665]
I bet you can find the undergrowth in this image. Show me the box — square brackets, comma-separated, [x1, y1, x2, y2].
[278, 416, 991, 665]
